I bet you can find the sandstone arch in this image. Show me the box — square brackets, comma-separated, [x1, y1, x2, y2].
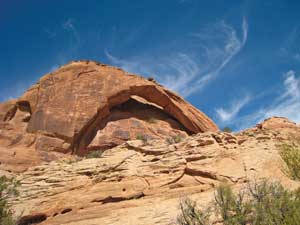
[11, 60, 218, 153]
[72, 92, 191, 153]
[71, 83, 217, 152]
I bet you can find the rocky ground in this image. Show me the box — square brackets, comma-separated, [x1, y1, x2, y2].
[3, 117, 299, 225]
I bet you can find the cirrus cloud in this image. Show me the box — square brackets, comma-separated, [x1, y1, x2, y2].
[106, 18, 248, 97]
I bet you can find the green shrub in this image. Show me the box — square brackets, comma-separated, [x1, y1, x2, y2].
[136, 134, 148, 143]
[177, 180, 300, 225]
[173, 135, 182, 143]
[0, 176, 19, 225]
[280, 142, 300, 180]
[222, 127, 232, 133]
[214, 184, 251, 225]
[167, 135, 183, 144]
[85, 150, 103, 158]
[177, 198, 211, 225]
[247, 180, 300, 225]
[146, 117, 157, 124]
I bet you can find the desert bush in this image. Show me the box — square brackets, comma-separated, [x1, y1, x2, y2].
[177, 198, 211, 225]
[85, 150, 103, 158]
[214, 184, 251, 225]
[167, 135, 183, 144]
[222, 127, 232, 133]
[136, 134, 148, 143]
[280, 138, 300, 180]
[0, 176, 19, 225]
[146, 117, 157, 124]
[247, 180, 300, 225]
[177, 180, 300, 225]
[173, 135, 182, 143]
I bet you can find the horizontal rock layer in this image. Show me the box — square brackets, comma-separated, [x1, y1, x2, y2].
[7, 118, 300, 225]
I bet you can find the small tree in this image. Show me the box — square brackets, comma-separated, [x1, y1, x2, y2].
[214, 184, 251, 225]
[166, 135, 183, 144]
[280, 140, 300, 180]
[136, 134, 148, 143]
[0, 176, 19, 225]
[177, 198, 211, 225]
[222, 127, 232, 133]
[85, 150, 103, 159]
[146, 117, 157, 124]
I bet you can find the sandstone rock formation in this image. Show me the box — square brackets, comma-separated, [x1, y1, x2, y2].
[1, 60, 300, 225]
[0, 60, 218, 165]
[6, 117, 300, 225]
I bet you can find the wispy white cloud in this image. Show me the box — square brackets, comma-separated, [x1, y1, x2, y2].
[279, 26, 300, 62]
[181, 18, 248, 96]
[105, 51, 145, 74]
[0, 63, 63, 103]
[106, 18, 248, 97]
[0, 80, 37, 102]
[294, 53, 300, 62]
[49, 65, 59, 73]
[215, 94, 251, 123]
[41, 18, 80, 64]
[159, 53, 199, 96]
[42, 18, 79, 42]
[105, 51, 202, 97]
[261, 70, 300, 122]
[231, 70, 300, 130]
[63, 18, 79, 42]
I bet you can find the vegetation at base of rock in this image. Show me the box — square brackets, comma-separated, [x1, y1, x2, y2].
[222, 127, 232, 133]
[280, 135, 300, 180]
[166, 135, 183, 144]
[173, 135, 182, 143]
[177, 180, 300, 225]
[0, 176, 20, 225]
[177, 198, 211, 225]
[136, 134, 148, 143]
[85, 150, 103, 158]
[145, 117, 157, 124]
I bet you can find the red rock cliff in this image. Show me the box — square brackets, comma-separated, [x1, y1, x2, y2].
[0, 60, 218, 155]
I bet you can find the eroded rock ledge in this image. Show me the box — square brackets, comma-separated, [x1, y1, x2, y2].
[8, 120, 300, 225]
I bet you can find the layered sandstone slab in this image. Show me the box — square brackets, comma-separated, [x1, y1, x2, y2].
[8, 118, 300, 225]
[0, 60, 218, 156]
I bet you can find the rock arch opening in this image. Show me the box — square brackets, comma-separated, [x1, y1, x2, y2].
[16, 100, 32, 123]
[73, 96, 189, 155]
[3, 100, 32, 124]
[71, 84, 203, 154]
[17, 100, 32, 114]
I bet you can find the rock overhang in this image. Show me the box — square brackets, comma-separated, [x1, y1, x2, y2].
[0, 60, 219, 154]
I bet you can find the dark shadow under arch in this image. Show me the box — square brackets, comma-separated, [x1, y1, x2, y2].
[71, 85, 199, 153]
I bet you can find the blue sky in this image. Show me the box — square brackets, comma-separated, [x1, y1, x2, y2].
[1, 0, 300, 130]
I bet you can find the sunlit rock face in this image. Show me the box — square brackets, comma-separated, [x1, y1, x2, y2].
[0, 60, 218, 171]
[7, 117, 300, 225]
[1, 61, 300, 225]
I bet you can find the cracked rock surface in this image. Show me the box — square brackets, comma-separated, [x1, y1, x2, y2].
[7, 117, 300, 225]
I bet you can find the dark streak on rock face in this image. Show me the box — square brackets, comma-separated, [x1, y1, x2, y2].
[91, 192, 145, 204]
[17, 213, 47, 225]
